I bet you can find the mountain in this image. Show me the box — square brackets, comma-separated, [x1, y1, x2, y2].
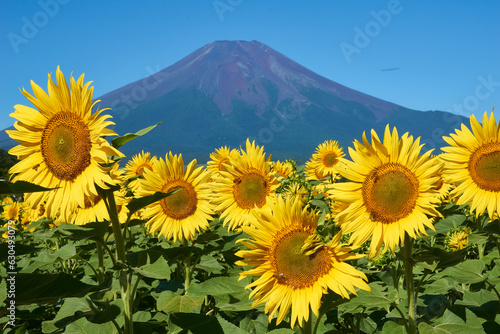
[0, 40, 468, 163]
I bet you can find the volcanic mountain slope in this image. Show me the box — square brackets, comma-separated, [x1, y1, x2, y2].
[0, 40, 467, 162]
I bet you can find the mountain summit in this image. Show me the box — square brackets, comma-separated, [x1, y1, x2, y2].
[1, 40, 467, 161]
[106, 40, 398, 119]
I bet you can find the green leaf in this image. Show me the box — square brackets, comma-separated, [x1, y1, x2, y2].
[25, 217, 52, 231]
[169, 313, 222, 334]
[0, 242, 40, 262]
[133, 311, 152, 322]
[382, 320, 407, 334]
[0, 279, 6, 309]
[23, 244, 78, 272]
[431, 214, 467, 235]
[217, 314, 249, 334]
[57, 221, 110, 241]
[15, 273, 109, 305]
[486, 265, 500, 286]
[422, 277, 457, 295]
[126, 189, 180, 216]
[187, 276, 253, 311]
[133, 256, 171, 280]
[414, 247, 467, 270]
[196, 255, 224, 274]
[310, 199, 328, 210]
[481, 248, 500, 264]
[216, 297, 254, 312]
[468, 233, 488, 248]
[65, 317, 116, 334]
[186, 276, 249, 297]
[0, 180, 58, 194]
[418, 309, 485, 334]
[440, 259, 486, 284]
[266, 329, 295, 334]
[42, 297, 121, 333]
[156, 291, 204, 314]
[239, 313, 268, 334]
[456, 290, 499, 321]
[111, 123, 161, 149]
[194, 231, 221, 244]
[338, 281, 399, 313]
[42, 297, 90, 333]
[126, 246, 166, 268]
[483, 220, 500, 236]
[360, 316, 378, 334]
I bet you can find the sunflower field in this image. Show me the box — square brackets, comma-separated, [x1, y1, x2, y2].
[1, 68, 500, 334]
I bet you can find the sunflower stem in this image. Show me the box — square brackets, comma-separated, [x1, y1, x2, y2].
[96, 241, 105, 285]
[300, 315, 313, 334]
[183, 239, 192, 291]
[106, 189, 134, 334]
[403, 235, 417, 334]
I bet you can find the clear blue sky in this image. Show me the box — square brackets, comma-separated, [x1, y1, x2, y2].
[1, 0, 499, 130]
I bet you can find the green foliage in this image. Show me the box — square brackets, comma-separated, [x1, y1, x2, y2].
[1, 164, 500, 334]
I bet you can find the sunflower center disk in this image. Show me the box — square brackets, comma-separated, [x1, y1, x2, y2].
[469, 144, 500, 191]
[271, 230, 332, 289]
[362, 163, 419, 223]
[322, 153, 338, 167]
[41, 112, 92, 181]
[8, 206, 18, 219]
[233, 171, 268, 209]
[160, 182, 198, 220]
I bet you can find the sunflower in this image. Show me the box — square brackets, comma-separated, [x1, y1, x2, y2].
[1, 196, 14, 220]
[116, 187, 132, 224]
[206, 146, 240, 178]
[278, 182, 309, 205]
[123, 151, 158, 193]
[1, 200, 21, 221]
[430, 155, 454, 202]
[271, 160, 295, 180]
[446, 227, 470, 252]
[6, 67, 123, 221]
[307, 140, 345, 178]
[138, 152, 214, 242]
[441, 111, 500, 218]
[236, 198, 370, 328]
[64, 193, 106, 225]
[210, 139, 279, 231]
[304, 159, 329, 181]
[330, 125, 442, 257]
